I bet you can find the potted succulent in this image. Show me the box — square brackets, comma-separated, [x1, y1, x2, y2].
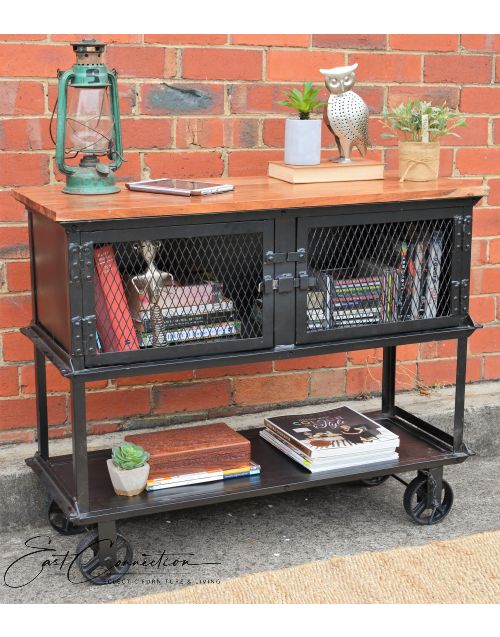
[383, 100, 466, 181]
[278, 82, 324, 166]
[107, 442, 150, 496]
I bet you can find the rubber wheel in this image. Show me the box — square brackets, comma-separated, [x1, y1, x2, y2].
[360, 475, 391, 487]
[48, 499, 87, 536]
[403, 475, 454, 525]
[76, 529, 133, 585]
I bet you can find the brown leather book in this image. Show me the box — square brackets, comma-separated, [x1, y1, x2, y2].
[268, 159, 384, 184]
[125, 422, 251, 478]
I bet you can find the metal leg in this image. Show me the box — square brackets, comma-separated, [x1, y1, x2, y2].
[453, 336, 468, 453]
[97, 520, 117, 569]
[34, 347, 49, 460]
[382, 346, 396, 417]
[76, 522, 133, 584]
[421, 466, 443, 509]
[70, 378, 89, 512]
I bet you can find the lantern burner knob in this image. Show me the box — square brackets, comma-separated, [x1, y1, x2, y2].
[71, 39, 106, 65]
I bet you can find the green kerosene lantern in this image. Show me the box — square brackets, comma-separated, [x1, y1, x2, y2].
[55, 39, 123, 195]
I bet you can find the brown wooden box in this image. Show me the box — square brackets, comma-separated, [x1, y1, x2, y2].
[125, 422, 251, 478]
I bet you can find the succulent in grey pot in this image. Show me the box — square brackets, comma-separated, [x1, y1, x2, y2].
[107, 442, 150, 496]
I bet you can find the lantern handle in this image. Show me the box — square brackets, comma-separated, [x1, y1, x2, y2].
[55, 69, 77, 176]
[107, 70, 123, 172]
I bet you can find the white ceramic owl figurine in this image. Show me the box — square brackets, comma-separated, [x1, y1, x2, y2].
[320, 63, 370, 163]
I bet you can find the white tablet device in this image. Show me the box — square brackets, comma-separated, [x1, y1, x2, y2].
[126, 178, 235, 197]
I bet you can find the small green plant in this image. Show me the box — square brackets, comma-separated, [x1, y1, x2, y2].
[112, 442, 149, 470]
[383, 99, 467, 142]
[278, 82, 324, 120]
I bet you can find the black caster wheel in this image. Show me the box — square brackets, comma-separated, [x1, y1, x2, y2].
[403, 475, 454, 525]
[48, 499, 87, 536]
[76, 529, 133, 585]
[360, 475, 391, 487]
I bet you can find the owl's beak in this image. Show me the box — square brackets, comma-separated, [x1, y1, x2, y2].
[319, 62, 358, 76]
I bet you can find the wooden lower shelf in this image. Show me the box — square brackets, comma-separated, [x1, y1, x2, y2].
[28, 411, 467, 524]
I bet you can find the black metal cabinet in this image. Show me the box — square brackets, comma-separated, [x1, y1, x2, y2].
[30, 199, 474, 373]
[21, 195, 481, 585]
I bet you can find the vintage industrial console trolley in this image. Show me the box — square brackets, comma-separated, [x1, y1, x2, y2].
[13, 176, 485, 585]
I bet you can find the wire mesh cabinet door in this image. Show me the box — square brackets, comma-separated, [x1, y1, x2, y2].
[295, 207, 470, 345]
[81, 219, 275, 366]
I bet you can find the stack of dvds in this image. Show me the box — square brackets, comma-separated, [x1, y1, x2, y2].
[260, 406, 399, 473]
[308, 269, 382, 330]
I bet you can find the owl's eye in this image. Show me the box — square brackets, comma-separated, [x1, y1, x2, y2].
[345, 76, 350, 81]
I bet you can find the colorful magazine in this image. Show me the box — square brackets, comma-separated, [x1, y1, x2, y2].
[264, 406, 399, 459]
[260, 429, 398, 473]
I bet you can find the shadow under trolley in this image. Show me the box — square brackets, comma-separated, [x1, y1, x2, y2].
[13, 176, 486, 585]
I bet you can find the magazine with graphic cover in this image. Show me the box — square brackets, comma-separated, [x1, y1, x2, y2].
[260, 429, 399, 473]
[264, 406, 399, 458]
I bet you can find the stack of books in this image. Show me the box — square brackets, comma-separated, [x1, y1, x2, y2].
[125, 276, 241, 348]
[259, 406, 399, 473]
[125, 422, 260, 491]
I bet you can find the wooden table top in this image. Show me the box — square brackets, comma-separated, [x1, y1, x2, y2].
[12, 175, 487, 223]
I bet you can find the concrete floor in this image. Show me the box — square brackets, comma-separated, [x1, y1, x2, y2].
[0, 383, 499, 603]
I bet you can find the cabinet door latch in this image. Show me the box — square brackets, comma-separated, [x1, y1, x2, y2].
[259, 272, 316, 294]
[287, 248, 306, 262]
[265, 248, 306, 264]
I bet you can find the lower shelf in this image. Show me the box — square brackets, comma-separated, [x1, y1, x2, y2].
[27, 410, 468, 524]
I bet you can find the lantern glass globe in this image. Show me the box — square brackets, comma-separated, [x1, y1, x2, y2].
[66, 85, 114, 155]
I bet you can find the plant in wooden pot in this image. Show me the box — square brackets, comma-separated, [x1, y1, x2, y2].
[278, 82, 324, 166]
[383, 100, 466, 181]
[107, 442, 150, 496]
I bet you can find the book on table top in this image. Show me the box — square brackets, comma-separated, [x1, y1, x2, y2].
[263, 406, 399, 459]
[145, 461, 261, 491]
[125, 422, 251, 478]
[94, 245, 139, 353]
[268, 159, 384, 184]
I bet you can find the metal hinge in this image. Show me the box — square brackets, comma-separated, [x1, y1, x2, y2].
[68, 242, 93, 285]
[460, 279, 470, 314]
[264, 248, 306, 264]
[462, 215, 472, 252]
[451, 280, 461, 314]
[453, 215, 463, 251]
[71, 315, 96, 355]
[451, 278, 471, 315]
[259, 271, 316, 294]
[454, 214, 472, 253]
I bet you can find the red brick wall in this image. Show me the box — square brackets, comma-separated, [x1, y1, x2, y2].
[0, 34, 499, 444]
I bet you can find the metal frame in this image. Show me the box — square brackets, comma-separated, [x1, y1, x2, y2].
[22, 195, 480, 579]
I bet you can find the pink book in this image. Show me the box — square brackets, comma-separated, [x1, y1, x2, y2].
[94, 245, 139, 352]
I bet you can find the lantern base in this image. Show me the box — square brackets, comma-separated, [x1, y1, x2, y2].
[62, 169, 120, 195]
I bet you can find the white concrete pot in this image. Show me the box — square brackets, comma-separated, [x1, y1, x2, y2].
[284, 118, 322, 166]
[107, 459, 150, 496]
